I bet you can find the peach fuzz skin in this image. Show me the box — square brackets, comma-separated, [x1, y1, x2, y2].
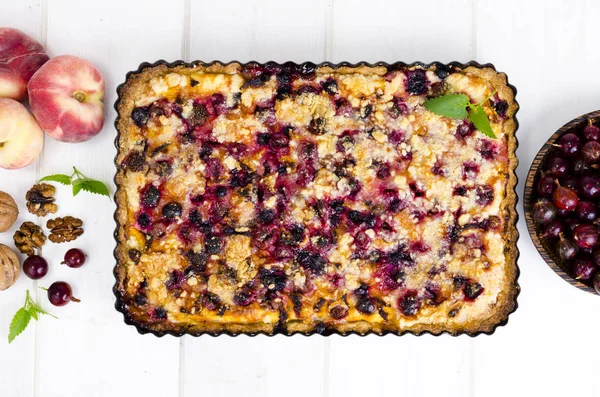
[0, 28, 49, 101]
[0, 98, 44, 169]
[28, 55, 105, 143]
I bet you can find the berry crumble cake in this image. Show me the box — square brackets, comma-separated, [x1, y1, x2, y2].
[114, 61, 519, 335]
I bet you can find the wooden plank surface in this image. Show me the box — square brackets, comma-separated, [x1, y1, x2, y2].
[474, 1, 600, 396]
[0, 2, 44, 396]
[26, 1, 184, 396]
[0, 1, 599, 396]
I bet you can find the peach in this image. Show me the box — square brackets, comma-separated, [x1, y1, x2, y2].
[0, 28, 49, 101]
[28, 55, 105, 143]
[0, 98, 44, 169]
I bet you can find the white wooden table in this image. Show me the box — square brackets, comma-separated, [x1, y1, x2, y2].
[1, 1, 599, 396]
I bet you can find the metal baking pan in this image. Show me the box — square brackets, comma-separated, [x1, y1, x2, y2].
[113, 60, 520, 337]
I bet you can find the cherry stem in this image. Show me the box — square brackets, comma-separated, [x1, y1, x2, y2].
[71, 296, 81, 303]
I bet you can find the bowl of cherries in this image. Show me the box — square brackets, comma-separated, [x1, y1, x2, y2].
[525, 110, 600, 295]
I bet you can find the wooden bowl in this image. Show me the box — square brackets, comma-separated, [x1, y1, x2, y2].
[524, 110, 600, 295]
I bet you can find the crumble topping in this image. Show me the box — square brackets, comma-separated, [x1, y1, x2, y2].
[117, 63, 517, 333]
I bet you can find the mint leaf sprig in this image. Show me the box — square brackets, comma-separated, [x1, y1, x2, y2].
[40, 166, 110, 198]
[8, 290, 56, 343]
[423, 93, 497, 139]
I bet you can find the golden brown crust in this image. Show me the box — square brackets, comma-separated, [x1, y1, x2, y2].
[114, 61, 519, 336]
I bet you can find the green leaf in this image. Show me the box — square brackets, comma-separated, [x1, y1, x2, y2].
[8, 308, 31, 343]
[42, 166, 111, 199]
[468, 106, 497, 138]
[77, 179, 110, 198]
[8, 291, 56, 344]
[40, 174, 72, 185]
[26, 293, 57, 319]
[423, 94, 470, 119]
[72, 181, 83, 196]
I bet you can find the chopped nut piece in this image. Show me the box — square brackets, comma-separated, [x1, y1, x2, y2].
[13, 222, 46, 255]
[26, 183, 58, 217]
[47, 216, 84, 243]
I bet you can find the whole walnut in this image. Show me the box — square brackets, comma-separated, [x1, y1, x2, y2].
[0, 243, 19, 291]
[0, 191, 18, 232]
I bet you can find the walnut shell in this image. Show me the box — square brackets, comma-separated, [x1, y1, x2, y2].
[0, 191, 18, 232]
[0, 243, 19, 291]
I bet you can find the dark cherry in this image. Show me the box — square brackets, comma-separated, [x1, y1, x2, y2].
[546, 157, 569, 177]
[532, 198, 557, 225]
[376, 163, 391, 179]
[553, 185, 578, 211]
[205, 235, 223, 254]
[388, 129, 405, 144]
[308, 117, 327, 135]
[455, 122, 474, 140]
[572, 224, 599, 249]
[258, 209, 276, 224]
[125, 151, 146, 172]
[583, 123, 600, 142]
[557, 133, 581, 157]
[128, 249, 141, 264]
[356, 297, 376, 314]
[215, 186, 228, 198]
[405, 69, 428, 95]
[47, 281, 80, 306]
[434, 64, 450, 79]
[478, 139, 498, 161]
[23, 255, 48, 279]
[462, 161, 479, 179]
[464, 281, 484, 300]
[141, 185, 160, 208]
[131, 107, 149, 127]
[557, 208, 573, 217]
[536, 174, 557, 197]
[563, 176, 578, 191]
[330, 305, 348, 319]
[493, 100, 508, 117]
[322, 79, 339, 95]
[475, 184, 494, 206]
[398, 292, 421, 316]
[571, 158, 590, 175]
[558, 236, 579, 261]
[578, 175, 600, 199]
[575, 201, 598, 222]
[348, 210, 375, 226]
[258, 267, 287, 292]
[233, 289, 255, 307]
[137, 213, 151, 229]
[61, 248, 86, 268]
[296, 250, 326, 275]
[162, 202, 182, 219]
[299, 62, 316, 75]
[593, 246, 600, 267]
[565, 217, 582, 234]
[543, 220, 565, 240]
[582, 141, 600, 164]
[572, 256, 596, 280]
